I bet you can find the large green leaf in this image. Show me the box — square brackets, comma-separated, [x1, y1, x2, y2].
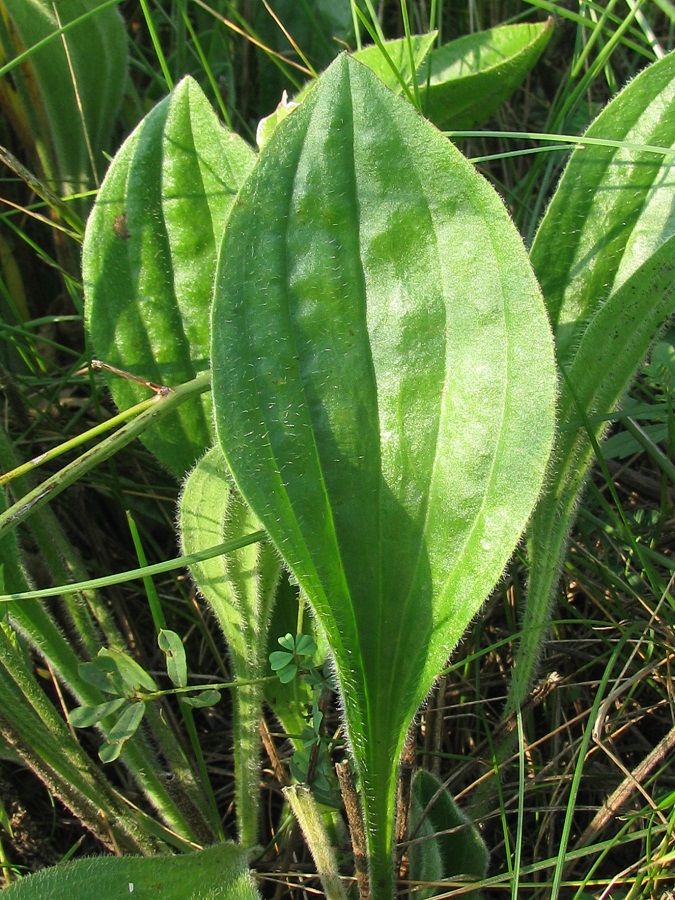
[420, 20, 554, 130]
[510, 51, 675, 711]
[533, 53, 675, 347]
[0, 0, 127, 198]
[2, 841, 261, 899]
[83, 76, 256, 477]
[210, 54, 556, 894]
[179, 446, 281, 845]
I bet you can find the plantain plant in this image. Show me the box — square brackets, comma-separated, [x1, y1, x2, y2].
[1, 8, 674, 900]
[206, 53, 557, 896]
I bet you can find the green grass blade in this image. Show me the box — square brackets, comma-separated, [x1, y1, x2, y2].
[0, 0, 127, 199]
[352, 33, 436, 98]
[0, 530, 264, 604]
[0, 372, 210, 537]
[549, 634, 634, 898]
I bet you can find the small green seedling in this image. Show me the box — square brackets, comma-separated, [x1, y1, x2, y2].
[70, 634, 223, 762]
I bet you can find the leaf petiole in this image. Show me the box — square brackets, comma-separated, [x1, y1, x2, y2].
[140, 674, 279, 701]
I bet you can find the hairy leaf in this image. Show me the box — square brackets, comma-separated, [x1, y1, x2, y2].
[83, 76, 255, 476]
[408, 769, 488, 898]
[420, 20, 553, 129]
[512, 51, 675, 710]
[2, 841, 261, 899]
[179, 446, 281, 845]
[179, 448, 281, 682]
[211, 54, 556, 894]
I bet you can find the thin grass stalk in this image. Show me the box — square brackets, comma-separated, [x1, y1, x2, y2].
[0, 371, 211, 536]
[138, 0, 174, 89]
[549, 634, 634, 898]
[511, 676, 525, 899]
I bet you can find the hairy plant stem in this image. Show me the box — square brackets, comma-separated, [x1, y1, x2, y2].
[336, 760, 369, 900]
[284, 784, 348, 900]
[232, 681, 264, 847]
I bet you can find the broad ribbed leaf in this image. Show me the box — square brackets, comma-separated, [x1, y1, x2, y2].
[179, 447, 281, 677]
[211, 54, 556, 894]
[511, 52, 675, 710]
[179, 446, 281, 845]
[420, 20, 553, 129]
[83, 76, 255, 476]
[532, 52, 675, 351]
[1, 841, 261, 900]
[0, 0, 127, 198]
